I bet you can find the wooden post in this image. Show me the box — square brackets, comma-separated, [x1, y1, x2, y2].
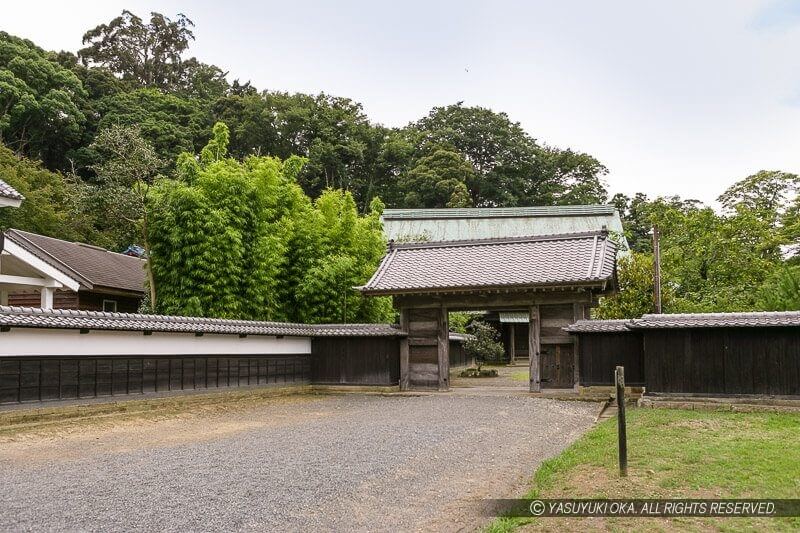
[509, 323, 516, 365]
[572, 303, 584, 391]
[529, 306, 541, 393]
[616, 365, 628, 477]
[399, 309, 410, 391]
[40, 286, 54, 310]
[653, 225, 662, 314]
[437, 307, 450, 391]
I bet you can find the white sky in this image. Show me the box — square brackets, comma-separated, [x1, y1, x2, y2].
[4, 0, 800, 204]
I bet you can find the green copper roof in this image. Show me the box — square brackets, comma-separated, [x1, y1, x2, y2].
[381, 205, 627, 246]
[382, 205, 616, 219]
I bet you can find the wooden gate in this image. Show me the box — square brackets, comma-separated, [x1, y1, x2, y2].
[540, 344, 575, 388]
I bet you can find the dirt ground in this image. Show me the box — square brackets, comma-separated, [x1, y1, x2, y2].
[0, 390, 598, 532]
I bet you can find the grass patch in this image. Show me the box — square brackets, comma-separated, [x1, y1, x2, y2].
[510, 371, 529, 382]
[487, 408, 800, 532]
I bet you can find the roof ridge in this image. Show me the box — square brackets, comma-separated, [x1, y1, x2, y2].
[391, 230, 610, 250]
[381, 205, 617, 219]
[0, 305, 313, 328]
[0, 306, 408, 337]
[639, 310, 800, 320]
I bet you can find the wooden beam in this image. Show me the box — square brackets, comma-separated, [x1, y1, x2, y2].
[394, 290, 594, 310]
[529, 305, 541, 393]
[572, 303, 585, 391]
[0, 274, 63, 288]
[399, 308, 410, 391]
[509, 323, 516, 365]
[540, 335, 574, 345]
[437, 306, 449, 391]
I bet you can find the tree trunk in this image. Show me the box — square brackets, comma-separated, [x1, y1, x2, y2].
[141, 201, 157, 311]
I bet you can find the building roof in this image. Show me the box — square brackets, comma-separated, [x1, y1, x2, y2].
[0, 306, 407, 337]
[564, 312, 800, 333]
[381, 205, 627, 246]
[630, 311, 800, 329]
[564, 319, 633, 333]
[499, 311, 530, 323]
[0, 179, 23, 201]
[382, 205, 618, 219]
[360, 231, 617, 296]
[3, 229, 147, 295]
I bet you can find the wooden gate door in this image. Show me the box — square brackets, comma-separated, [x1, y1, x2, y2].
[540, 344, 575, 388]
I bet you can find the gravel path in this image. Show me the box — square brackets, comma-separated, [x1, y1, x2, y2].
[0, 393, 597, 532]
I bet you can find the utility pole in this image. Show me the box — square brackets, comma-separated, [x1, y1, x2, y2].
[653, 225, 662, 314]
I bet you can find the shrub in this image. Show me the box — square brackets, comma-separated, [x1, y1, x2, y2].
[464, 321, 505, 364]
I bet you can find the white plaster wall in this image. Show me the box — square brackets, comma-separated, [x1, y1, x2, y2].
[0, 328, 311, 357]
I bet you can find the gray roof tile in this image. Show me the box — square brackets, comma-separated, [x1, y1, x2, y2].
[0, 179, 23, 201]
[564, 319, 633, 333]
[0, 306, 406, 337]
[360, 231, 617, 295]
[630, 311, 800, 329]
[5, 229, 147, 294]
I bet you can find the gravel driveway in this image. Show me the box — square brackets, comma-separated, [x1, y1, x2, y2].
[0, 393, 597, 532]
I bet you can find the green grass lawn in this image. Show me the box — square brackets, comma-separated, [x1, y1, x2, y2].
[488, 407, 800, 532]
[510, 371, 529, 382]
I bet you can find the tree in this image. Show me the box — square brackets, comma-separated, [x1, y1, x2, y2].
[595, 253, 667, 319]
[293, 192, 392, 323]
[0, 142, 92, 241]
[94, 88, 211, 167]
[398, 148, 475, 208]
[757, 266, 800, 311]
[79, 10, 196, 91]
[89, 124, 163, 306]
[718, 170, 799, 219]
[535, 146, 608, 205]
[212, 91, 381, 207]
[148, 122, 392, 323]
[463, 321, 505, 364]
[406, 103, 539, 206]
[404, 103, 608, 207]
[0, 32, 87, 170]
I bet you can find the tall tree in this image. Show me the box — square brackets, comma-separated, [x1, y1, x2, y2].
[404, 103, 608, 207]
[398, 147, 475, 208]
[0, 32, 87, 170]
[94, 87, 211, 168]
[79, 10, 196, 91]
[88, 124, 163, 306]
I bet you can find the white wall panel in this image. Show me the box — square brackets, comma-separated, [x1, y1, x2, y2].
[0, 328, 311, 357]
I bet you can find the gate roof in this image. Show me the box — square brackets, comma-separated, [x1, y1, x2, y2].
[359, 230, 617, 296]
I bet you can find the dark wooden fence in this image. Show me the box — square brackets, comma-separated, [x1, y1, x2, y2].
[572, 325, 800, 396]
[577, 332, 644, 386]
[311, 337, 400, 385]
[0, 355, 311, 404]
[643, 328, 800, 396]
[449, 339, 472, 368]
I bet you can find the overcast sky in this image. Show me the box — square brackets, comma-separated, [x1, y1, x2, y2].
[4, 1, 800, 204]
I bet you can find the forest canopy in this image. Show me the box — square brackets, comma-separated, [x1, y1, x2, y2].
[2, 10, 800, 320]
